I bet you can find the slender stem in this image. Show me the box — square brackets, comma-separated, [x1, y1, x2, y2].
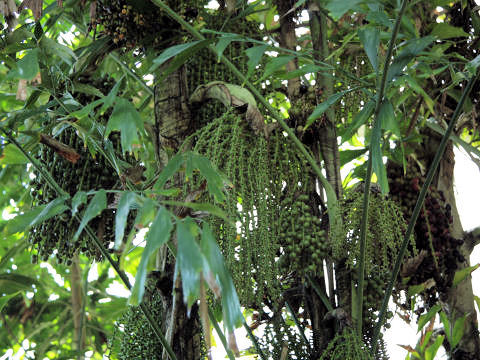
[355, 0, 409, 336]
[242, 320, 269, 360]
[371, 74, 477, 354]
[208, 308, 235, 360]
[151, 0, 339, 232]
[285, 301, 311, 350]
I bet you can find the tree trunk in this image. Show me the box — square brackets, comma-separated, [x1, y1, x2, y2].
[423, 135, 480, 359]
[153, 65, 204, 360]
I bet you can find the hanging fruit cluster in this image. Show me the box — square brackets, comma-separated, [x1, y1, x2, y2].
[277, 194, 327, 275]
[187, 112, 320, 308]
[29, 77, 135, 263]
[331, 189, 407, 343]
[108, 272, 205, 359]
[387, 161, 464, 309]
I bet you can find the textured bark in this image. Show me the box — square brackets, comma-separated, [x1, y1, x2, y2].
[422, 135, 480, 359]
[275, 0, 301, 99]
[309, 0, 345, 311]
[154, 66, 203, 360]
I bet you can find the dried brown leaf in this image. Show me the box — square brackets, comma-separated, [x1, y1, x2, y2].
[40, 134, 81, 163]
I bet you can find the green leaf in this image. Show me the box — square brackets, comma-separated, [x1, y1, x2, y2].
[135, 197, 157, 228]
[466, 54, 480, 76]
[475, 295, 480, 314]
[379, 99, 400, 137]
[69, 98, 104, 120]
[245, 45, 268, 80]
[101, 77, 123, 113]
[214, 35, 239, 60]
[420, 331, 433, 353]
[154, 152, 184, 190]
[0, 144, 29, 164]
[358, 27, 380, 71]
[431, 23, 470, 39]
[151, 41, 206, 70]
[305, 91, 347, 129]
[187, 152, 228, 202]
[404, 76, 435, 114]
[0, 291, 20, 312]
[71, 191, 87, 216]
[417, 304, 441, 333]
[105, 98, 144, 154]
[451, 314, 467, 349]
[325, 0, 362, 19]
[201, 223, 242, 331]
[39, 36, 77, 65]
[0, 239, 28, 271]
[439, 311, 451, 342]
[258, 55, 295, 82]
[425, 335, 444, 360]
[278, 64, 329, 80]
[425, 120, 480, 160]
[371, 100, 389, 193]
[115, 192, 138, 250]
[387, 37, 435, 82]
[408, 282, 427, 297]
[339, 148, 368, 166]
[176, 218, 203, 308]
[130, 207, 173, 305]
[366, 11, 393, 29]
[151, 40, 211, 81]
[341, 99, 375, 144]
[4, 198, 69, 235]
[0, 273, 37, 294]
[8, 48, 39, 80]
[453, 263, 479, 287]
[73, 190, 107, 241]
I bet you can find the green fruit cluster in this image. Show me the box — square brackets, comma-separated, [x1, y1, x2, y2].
[278, 194, 327, 275]
[318, 328, 373, 360]
[29, 77, 135, 263]
[109, 272, 205, 359]
[332, 189, 410, 276]
[29, 128, 122, 263]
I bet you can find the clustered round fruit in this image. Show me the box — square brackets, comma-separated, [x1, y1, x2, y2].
[29, 77, 135, 263]
[277, 194, 327, 275]
[109, 273, 164, 360]
[95, 0, 201, 50]
[387, 161, 464, 309]
[318, 328, 376, 360]
[108, 272, 205, 359]
[29, 128, 128, 263]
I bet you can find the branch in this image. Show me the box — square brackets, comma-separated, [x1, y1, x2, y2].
[464, 226, 480, 251]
